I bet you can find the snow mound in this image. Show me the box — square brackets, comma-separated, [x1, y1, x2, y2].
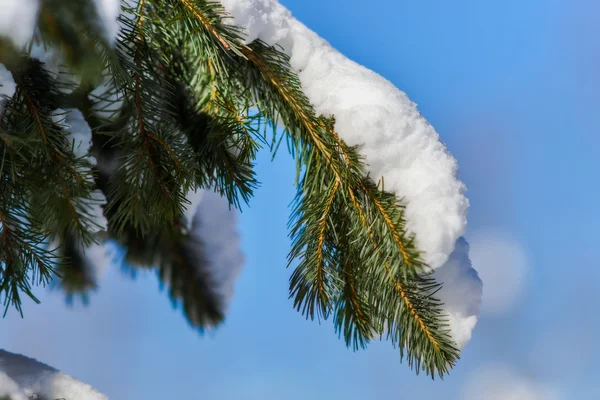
[0, 349, 107, 400]
[190, 190, 245, 308]
[434, 237, 482, 349]
[0, 0, 39, 48]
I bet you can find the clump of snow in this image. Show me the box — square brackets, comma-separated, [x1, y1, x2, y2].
[0, 372, 27, 400]
[0, 64, 16, 116]
[183, 189, 205, 231]
[0, 0, 40, 48]
[0, 349, 107, 400]
[63, 108, 94, 159]
[219, 0, 291, 44]
[89, 78, 125, 122]
[190, 190, 244, 308]
[58, 108, 108, 234]
[160, 190, 244, 326]
[433, 238, 482, 349]
[0, 64, 16, 98]
[93, 0, 121, 42]
[1, 0, 120, 49]
[218, 0, 478, 348]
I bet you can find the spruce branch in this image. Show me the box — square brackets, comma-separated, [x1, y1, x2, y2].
[106, 4, 198, 234]
[3, 56, 101, 245]
[238, 43, 457, 375]
[334, 245, 373, 352]
[149, 0, 261, 207]
[156, 0, 459, 377]
[0, 207, 57, 316]
[348, 185, 458, 377]
[0, 0, 466, 378]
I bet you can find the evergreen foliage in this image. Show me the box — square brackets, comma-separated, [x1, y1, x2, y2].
[0, 0, 460, 377]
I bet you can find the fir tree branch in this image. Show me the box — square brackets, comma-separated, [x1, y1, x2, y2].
[334, 246, 373, 352]
[106, 4, 198, 234]
[316, 179, 339, 299]
[177, 0, 233, 50]
[164, 0, 457, 376]
[5, 57, 100, 245]
[239, 41, 456, 373]
[0, 207, 57, 315]
[289, 177, 343, 320]
[0, 0, 466, 377]
[347, 187, 458, 377]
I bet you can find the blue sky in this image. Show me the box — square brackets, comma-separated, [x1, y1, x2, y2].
[2, 0, 600, 398]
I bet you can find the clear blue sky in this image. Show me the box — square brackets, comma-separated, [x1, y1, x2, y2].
[2, 0, 599, 398]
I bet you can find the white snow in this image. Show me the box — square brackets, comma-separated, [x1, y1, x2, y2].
[159, 189, 244, 326]
[0, 64, 16, 99]
[183, 189, 205, 231]
[58, 108, 108, 234]
[0, 349, 107, 400]
[0, 0, 40, 48]
[0, 0, 120, 48]
[29, 42, 83, 95]
[0, 64, 16, 116]
[93, 0, 121, 42]
[190, 190, 244, 308]
[63, 108, 94, 159]
[89, 78, 125, 122]
[219, 0, 291, 44]
[433, 237, 482, 349]
[217, 0, 479, 348]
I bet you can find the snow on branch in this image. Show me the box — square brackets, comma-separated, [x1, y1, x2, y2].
[218, 0, 482, 348]
[0, 349, 107, 400]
